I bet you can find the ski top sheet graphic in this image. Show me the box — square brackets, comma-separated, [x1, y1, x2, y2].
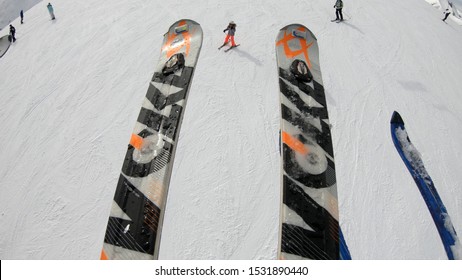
[275, 24, 339, 260]
[339, 227, 352, 260]
[0, 35, 11, 58]
[390, 111, 461, 260]
[101, 19, 203, 260]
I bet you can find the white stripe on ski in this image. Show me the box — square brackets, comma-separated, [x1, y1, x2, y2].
[284, 171, 339, 220]
[103, 243, 152, 260]
[280, 77, 324, 108]
[282, 204, 315, 232]
[110, 201, 132, 221]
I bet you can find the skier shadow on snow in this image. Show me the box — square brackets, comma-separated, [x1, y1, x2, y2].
[399, 80, 462, 124]
[397, 80, 428, 93]
[233, 48, 263, 66]
[445, 23, 458, 31]
[324, 90, 337, 107]
[340, 21, 364, 35]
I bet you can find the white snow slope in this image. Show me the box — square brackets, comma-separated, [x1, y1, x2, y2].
[1, 0, 462, 260]
[0, 0, 42, 30]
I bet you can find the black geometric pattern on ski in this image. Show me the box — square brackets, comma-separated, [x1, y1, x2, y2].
[104, 175, 160, 255]
[102, 19, 203, 260]
[276, 24, 339, 260]
[281, 174, 339, 259]
[103, 64, 194, 258]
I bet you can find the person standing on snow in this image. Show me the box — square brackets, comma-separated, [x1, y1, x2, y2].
[9, 25, 16, 42]
[334, 0, 344, 21]
[223, 21, 238, 47]
[20, 10, 24, 24]
[47, 3, 55, 20]
[442, 8, 451, 22]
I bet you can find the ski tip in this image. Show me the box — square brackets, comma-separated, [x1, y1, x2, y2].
[171, 19, 201, 27]
[390, 111, 404, 124]
[100, 249, 108, 260]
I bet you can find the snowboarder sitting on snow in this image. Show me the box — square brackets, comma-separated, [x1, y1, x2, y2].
[223, 21, 237, 47]
[9, 25, 16, 43]
[47, 3, 55, 20]
[334, 0, 344, 21]
[443, 8, 451, 22]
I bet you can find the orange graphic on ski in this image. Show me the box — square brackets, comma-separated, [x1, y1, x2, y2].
[100, 249, 108, 260]
[162, 20, 191, 58]
[130, 134, 144, 150]
[282, 131, 309, 156]
[276, 27, 314, 68]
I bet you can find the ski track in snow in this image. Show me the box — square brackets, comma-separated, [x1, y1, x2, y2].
[0, 0, 462, 259]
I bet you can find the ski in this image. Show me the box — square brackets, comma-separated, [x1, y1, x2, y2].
[224, 44, 240, 52]
[101, 19, 203, 260]
[0, 35, 11, 58]
[339, 228, 352, 260]
[276, 24, 339, 260]
[390, 111, 460, 260]
[218, 42, 228, 50]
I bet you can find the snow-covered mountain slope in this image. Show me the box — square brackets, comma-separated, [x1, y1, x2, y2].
[1, 0, 462, 259]
[0, 0, 41, 30]
[426, 0, 462, 23]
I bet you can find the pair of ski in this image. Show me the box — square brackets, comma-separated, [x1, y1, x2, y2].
[100, 20, 343, 260]
[218, 42, 240, 52]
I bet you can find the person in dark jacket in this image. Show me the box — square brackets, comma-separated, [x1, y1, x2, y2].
[443, 8, 451, 22]
[20, 10, 24, 24]
[9, 25, 16, 42]
[334, 0, 344, 21]
[223, 21, 237, 47]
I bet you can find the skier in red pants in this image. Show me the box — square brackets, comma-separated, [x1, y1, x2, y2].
[222, 21, 237, 47]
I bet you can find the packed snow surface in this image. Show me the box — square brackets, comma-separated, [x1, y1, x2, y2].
[1, 0, 462, 259]
[0, 0, 41, 29]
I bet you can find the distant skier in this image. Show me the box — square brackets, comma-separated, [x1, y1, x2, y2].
[20, 10, 24, 24]
[222, 21, 238, 48]
[9, 25, 16, 43]
[47, 3, 55, 20]
[333, 0, 344, 21]
[442, 8, 451, 22]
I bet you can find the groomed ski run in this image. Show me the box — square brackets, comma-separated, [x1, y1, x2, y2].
[1, 0, 462, 260]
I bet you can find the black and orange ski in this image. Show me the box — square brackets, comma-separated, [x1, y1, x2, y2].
[276, 24, 339, 260]
[101, 19, 203, 260]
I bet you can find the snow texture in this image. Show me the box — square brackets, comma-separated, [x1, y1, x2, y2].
[1, 0, 462, 259]
[0, 0, 41, 30]
[444, 213, 462, 259]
